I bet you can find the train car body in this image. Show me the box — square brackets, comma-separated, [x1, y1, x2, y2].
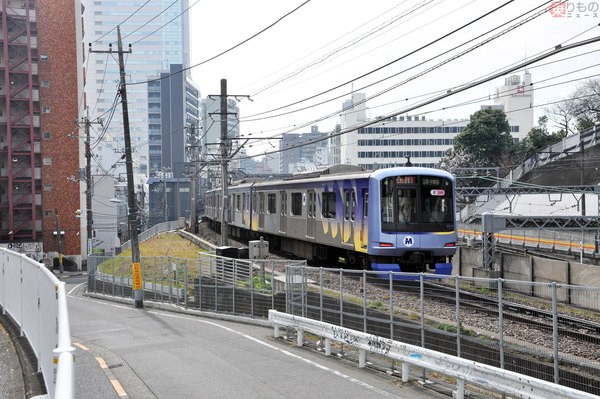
[204, 165, 456, 276]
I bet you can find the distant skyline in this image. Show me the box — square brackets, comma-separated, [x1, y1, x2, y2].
[188, 0, 600, 156]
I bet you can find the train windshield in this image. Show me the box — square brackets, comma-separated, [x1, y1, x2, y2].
[381, 175, 454, 232]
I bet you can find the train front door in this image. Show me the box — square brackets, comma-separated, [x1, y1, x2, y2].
[307, 190, 316, 238]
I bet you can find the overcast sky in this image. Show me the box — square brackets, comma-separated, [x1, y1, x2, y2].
[188, 0, 600, 156]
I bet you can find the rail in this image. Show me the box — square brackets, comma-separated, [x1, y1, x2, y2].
[269, 310, 597, 399]
[0, 249, 74, 399]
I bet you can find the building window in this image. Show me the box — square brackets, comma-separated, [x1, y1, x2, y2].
[43, 157, 51, 165]
[44, 210, 53, 217]
[291, 192, 302, 216]
[43, 184, 52, 192]
[40, 54, 49, 61]
[41, 80, 49, 87]
[42, 106, 50, 113]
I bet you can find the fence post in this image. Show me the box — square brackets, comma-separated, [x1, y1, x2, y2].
[362, 270, 367, 334]
[552, 282, 559, 384]
[455, 275, 461, 357]
[184, 259, 188, 309]
[498, 278, 504, 370]
[319, 268, 324, 322]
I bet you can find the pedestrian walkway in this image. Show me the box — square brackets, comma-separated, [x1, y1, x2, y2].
[0, 316, 25, 399]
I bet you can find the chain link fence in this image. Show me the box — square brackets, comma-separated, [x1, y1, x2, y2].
[86, 254, 600, 397]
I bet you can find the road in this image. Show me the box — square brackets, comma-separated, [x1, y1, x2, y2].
[65, 274, 448, 399]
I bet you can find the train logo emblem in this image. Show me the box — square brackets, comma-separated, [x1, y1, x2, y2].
[403, 236, 414, 247]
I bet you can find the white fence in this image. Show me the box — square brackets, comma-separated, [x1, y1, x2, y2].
[269, 310, 597, 399]
[0, 249, 74, 399]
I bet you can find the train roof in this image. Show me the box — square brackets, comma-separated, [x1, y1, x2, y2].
[215, 166, 453, 192]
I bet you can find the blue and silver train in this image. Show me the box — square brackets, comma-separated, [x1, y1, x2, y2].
[204, 165, 456, 276]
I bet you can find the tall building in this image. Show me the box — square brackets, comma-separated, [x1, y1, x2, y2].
[148, 64, 200, 178]
[336, 73, 534, 168]
[146, 64, 200, 226]
[493, 72, 534, 140]
[280, 126, 328, 173]
[83, 0, 191, 177]
[0, 1, 83, 265]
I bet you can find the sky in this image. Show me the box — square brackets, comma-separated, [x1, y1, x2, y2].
[188, 0, 600, 157]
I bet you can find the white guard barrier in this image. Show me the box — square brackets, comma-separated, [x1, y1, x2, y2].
[0, 249, 74, 399]
[269, 310, 596, 399]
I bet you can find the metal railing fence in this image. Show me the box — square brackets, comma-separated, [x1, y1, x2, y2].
[0, 249, 74, 399]
[87, 252, 306, 318]
[87, 253, 600, 397]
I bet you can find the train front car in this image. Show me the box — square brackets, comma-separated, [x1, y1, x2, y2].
[367, 167, 456, 277]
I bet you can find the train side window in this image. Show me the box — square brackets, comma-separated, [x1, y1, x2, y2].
[322, 192, 336, 218]
[291, 192, 302, 216]
[267, 193, 276, 214]
[363, 193, 368, 218]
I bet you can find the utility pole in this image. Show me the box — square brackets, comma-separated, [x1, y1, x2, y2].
[210, 79, 250, 246]
[81, 109, 102, 258]
[220, 80, 229, 246]
[90, 26, 142, 308]
[189, 123, 199, 234]
[581, 131, 586, 216]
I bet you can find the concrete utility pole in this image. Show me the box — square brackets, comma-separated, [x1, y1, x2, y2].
[220, 80, 229, 246]
[81, 109, 102, 258]
[210, 79, 250, 246]
[189, 123, 199, 234]
[90, 26, 142, 308]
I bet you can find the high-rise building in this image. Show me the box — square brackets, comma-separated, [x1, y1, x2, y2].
[280, 126, 328, 174]
[146, 64, 200, 226]
[0, 1, 84, 265]
[83, 0, 191, 177]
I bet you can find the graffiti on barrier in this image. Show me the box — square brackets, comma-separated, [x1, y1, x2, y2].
[331, 326, 359, 345]
[368, 335, 392, 355]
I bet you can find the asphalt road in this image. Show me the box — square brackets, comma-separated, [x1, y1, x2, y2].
[8, 274, 451, 399]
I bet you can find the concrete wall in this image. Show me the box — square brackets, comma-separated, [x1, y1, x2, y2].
[456, 246, 600, 310]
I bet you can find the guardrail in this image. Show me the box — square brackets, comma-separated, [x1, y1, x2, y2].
[269, 310, 597, 399]
[0, 249, 74, 399]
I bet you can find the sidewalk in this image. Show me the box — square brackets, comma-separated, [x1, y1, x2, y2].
[0, 315, 25, 399]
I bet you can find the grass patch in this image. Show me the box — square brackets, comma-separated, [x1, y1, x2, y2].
[97, 232, 205, 280]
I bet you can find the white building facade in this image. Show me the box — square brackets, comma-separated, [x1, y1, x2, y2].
[333, 73, 533, 169]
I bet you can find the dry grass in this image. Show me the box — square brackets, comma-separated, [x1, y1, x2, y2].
[118, 232, 206, 259]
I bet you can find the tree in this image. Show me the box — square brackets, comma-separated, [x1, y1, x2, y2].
[516, 116, 563, 161]
[573, 78, 600, 124]
[546, 78, 600, 134]
[438, 108, 514, 189]
[453, 107, 514, 167]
